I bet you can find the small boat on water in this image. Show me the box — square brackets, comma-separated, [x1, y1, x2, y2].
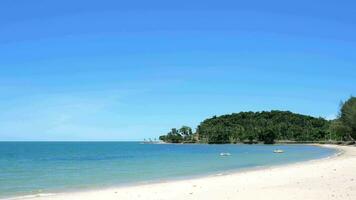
[220, 152, 232, 156]
[273, 149, 284, 153]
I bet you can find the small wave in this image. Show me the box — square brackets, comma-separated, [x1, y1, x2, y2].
[5, 193, 55, 200]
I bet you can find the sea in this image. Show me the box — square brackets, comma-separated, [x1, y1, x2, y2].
[0, 142, 337, 199]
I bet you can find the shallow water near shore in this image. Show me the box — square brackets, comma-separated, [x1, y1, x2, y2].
[0, 142, 336, 199]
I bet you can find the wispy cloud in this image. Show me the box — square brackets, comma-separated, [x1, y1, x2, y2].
[0, 89, 138, 140]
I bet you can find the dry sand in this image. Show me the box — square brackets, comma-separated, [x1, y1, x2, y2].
[12, 145, 356, 200]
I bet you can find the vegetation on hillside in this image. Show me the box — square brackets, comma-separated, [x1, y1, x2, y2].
[159, 96, 356, 144]
[196, 111, 329, 144]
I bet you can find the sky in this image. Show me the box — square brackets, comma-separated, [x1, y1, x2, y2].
[0, 0, 355, 141]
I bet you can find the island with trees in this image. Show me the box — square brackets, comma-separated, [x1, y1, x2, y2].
[159, 96, 356, 144]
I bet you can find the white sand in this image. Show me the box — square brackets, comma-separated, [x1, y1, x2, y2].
[13, 145, 356, 200]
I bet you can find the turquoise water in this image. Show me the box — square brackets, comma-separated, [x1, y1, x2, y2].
[0, 142, 336, 198]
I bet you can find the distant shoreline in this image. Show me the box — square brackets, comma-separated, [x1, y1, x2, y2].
[157, 140, 356, 145]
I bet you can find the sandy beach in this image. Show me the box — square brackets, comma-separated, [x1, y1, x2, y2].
[11, 144, 354, 200]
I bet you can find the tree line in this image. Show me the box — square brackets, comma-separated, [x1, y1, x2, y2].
[159, 96, 356, 144]
[159, 126, 196, 143]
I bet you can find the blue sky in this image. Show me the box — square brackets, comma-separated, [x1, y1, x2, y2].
[0, 0, 355, 141]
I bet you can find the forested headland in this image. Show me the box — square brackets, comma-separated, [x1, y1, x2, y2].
[159, 96, 356, 144]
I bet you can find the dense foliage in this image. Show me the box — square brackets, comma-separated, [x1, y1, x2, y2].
[159, 97, 355, 144]
[196, 111, 329, 144]
[330, 96, 356, 141]
[159, 126, 196, 143]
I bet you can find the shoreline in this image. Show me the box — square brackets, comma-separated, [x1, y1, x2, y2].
[2, 144, 337, 199]
[4, 144, 355, 200]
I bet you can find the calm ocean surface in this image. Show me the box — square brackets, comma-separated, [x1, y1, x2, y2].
[0, 142, 336, 198]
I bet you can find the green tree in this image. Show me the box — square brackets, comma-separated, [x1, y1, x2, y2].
[339, 96, 356, 140]
[329, 120, 351, 141]
[261, 128, 276, 144]
[179, 126, 192, 140]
